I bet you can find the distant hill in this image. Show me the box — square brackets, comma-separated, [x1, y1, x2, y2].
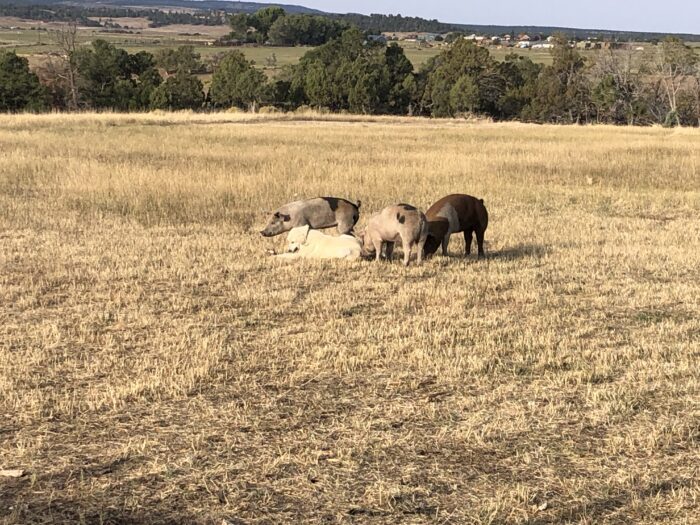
[1, 0, 698, 41]
[0, 0, 324, 15]
[93, 0, 324, 15]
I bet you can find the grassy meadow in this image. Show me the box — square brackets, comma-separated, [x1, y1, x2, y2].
[1, 112, 700, 524]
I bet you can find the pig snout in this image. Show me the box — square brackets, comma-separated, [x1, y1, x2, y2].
[260, 222, 280, 237]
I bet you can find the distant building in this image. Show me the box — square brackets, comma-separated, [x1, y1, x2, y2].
[418, 32, 440, 42]
[463, 34, 486, 44]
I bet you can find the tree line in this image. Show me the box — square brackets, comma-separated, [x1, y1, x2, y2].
[331, 13, 455, 34]
[0, 4, 226, 27]
[2, 29, 699, 126]
[226, 6, 348, 46]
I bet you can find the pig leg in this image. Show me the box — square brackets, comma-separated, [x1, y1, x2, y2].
[384, 242, 395, 261]
[399, 233, 412, 266]
[403, 243, 414, 266]
[475, 228, 486, 258]
[441, 234, 450, 256]
[416, 235, 426, 265]
[464, 229, 473, 256]
[373, 238, 383, 262]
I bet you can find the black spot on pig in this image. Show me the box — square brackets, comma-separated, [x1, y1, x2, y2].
[322, 197, 340, 212]
[399, 204, 417, 211]
[397, 214, 406, 224]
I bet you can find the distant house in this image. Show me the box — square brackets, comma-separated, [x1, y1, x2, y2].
[518, 34, 531, 42]
[463, 34, 486, 44]
[518, 41, 531, 49]
[418, 32, 440, 42]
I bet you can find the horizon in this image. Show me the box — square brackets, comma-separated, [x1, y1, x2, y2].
[245, 0, 700, 35]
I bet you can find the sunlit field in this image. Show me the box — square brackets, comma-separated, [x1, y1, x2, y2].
[1, 112, 699, 524]
[3, 19, 656, 73]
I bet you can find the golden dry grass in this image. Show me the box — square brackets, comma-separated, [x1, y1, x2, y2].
[1, 112, 699, 524]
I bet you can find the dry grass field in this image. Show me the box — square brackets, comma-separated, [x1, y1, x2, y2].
[1, 112, 699, 524]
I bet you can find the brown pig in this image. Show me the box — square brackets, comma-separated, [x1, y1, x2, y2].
[360, 204, 428, 266]
[423, 194, 488, 258]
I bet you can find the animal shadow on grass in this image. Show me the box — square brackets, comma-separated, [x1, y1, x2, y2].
[488, 243, 550, 261]
[428, 243, 549, 262]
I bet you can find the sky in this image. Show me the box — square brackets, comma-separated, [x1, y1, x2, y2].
[270, 0, 699, 34]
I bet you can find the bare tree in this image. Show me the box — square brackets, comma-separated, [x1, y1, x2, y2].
[651, 37, 697, 126]
[590, 47, 644, 125]
[692, 63, 700, 127]
[51, 21, 80, 109]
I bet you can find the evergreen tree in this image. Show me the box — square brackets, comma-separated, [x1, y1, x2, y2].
[72, 40, 159, 110]
[209, 51, 266, 110]
[0, 50, 47, 112]
[155, 46, 202, 76]
[249, 6, 286, 43]
[150, 70, 204, 110]
[291, 28, 414, 114]
[420, 39, 497, 117]
[523, 34, 592, 123]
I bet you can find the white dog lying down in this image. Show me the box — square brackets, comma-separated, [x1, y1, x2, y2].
[275, 225, 362, 260]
